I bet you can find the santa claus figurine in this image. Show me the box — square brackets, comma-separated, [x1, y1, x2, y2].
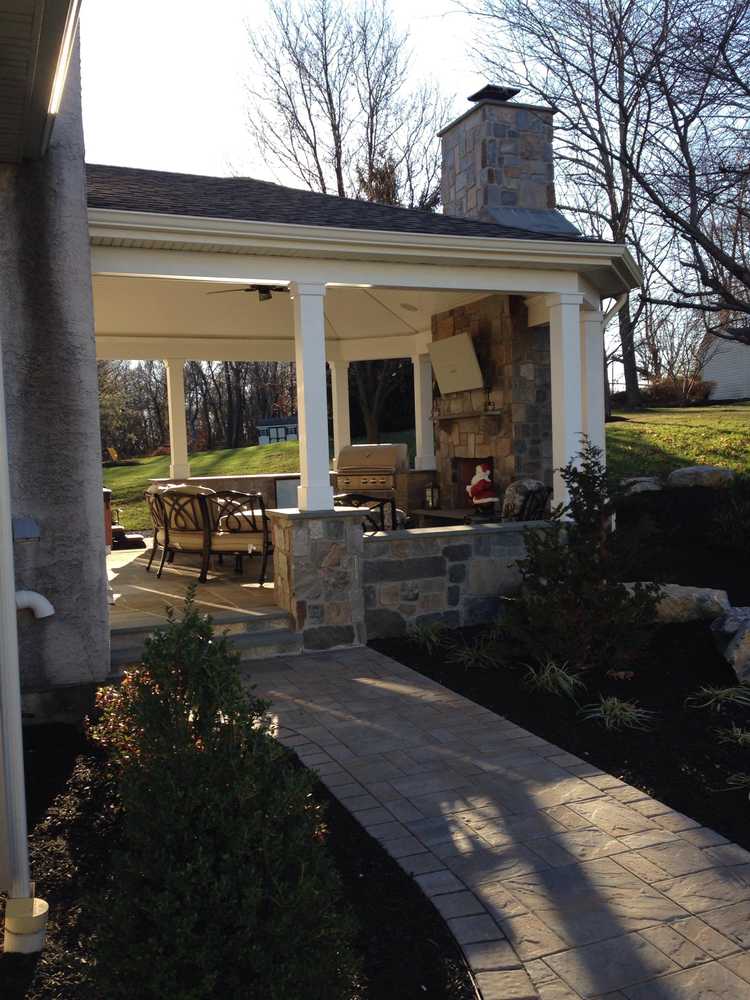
[466, 463, 499, 510]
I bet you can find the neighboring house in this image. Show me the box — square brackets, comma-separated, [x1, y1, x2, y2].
[257, 416, 299, 444]
[702, 337, 750, 400]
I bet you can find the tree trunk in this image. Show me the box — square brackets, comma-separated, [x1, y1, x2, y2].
[363, 409, 379, 443]
[618, 297, 640, 406]
[604, 349, 612, 421]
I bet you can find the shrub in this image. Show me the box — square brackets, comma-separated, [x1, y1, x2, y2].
[502, 438, 661, 675]
[447, 630, 505, 671]
[685, 685, 750, 712]
[716, 724, 750, 747]
[641, 376, 714, 405]
[89, 592, 359, 1000]
[523, 658, 587, 701]
[408, 619, 449, 654]
[579, 696, 656, 731]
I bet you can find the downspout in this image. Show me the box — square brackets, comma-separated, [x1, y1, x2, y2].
[15, 592, 55, 619]
[0, 332, 49, 952]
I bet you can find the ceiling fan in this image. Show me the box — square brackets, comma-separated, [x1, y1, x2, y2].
[206, 284, 289, 302]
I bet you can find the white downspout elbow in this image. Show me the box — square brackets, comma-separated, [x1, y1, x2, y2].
[15, 591, 55, 619]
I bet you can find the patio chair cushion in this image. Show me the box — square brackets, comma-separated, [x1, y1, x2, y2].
[211, 530, 265, 552]
[217, 510, 262, 532]
[155, 528, 264, 552]
[162, 483, 216, 495]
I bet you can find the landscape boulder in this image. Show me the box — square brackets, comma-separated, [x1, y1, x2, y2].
[625, 583, 730, 623]
[621, 476, 663, 495]
[712, 607, 750, 684]
[667, 465, 734, 489]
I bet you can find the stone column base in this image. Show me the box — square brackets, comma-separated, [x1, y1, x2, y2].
[268, 508, 366, 651]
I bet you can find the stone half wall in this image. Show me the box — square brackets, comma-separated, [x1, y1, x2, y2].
[432, 294, 552, 505]
[363, 523, 543, 638]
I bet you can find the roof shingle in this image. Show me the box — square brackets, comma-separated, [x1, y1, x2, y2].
[85, 163, 597, 243]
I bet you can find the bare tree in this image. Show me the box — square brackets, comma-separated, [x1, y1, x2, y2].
[247, 0, 448, 208]
[247, 0, 448, 439]
[615, 0, 750, 345]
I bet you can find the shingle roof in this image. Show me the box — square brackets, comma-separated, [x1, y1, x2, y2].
[85, 163, 595, 243]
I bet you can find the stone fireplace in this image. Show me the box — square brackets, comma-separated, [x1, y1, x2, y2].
[431, 294, 552, 506]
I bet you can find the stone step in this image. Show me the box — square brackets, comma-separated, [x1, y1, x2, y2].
[110, 609, 300, 669]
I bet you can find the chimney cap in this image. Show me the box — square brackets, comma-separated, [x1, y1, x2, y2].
[468, 84, 521, 103]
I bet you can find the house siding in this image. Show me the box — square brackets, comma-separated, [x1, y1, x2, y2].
[704, 338, 750, 400]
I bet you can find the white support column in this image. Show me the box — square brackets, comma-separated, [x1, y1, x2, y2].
[413, 352, 436, 470]
[548, 293, 585, 505]
[292, 283, 334, 511]
[165, 359, 190, 480]
[329, 360, 351, 466]
[580, 309, 606, 461]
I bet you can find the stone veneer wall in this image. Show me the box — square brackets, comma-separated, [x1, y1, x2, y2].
[363, 523, 542, 638]
[432, 295, 552, 506]
[270, 509, 366, 651]
[440, 101, 555, 220]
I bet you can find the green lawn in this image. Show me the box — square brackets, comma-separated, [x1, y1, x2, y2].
[105, 442, 301, 529]
[104, 430, 417, 530]
[106, 406, 749, 530]
[606, 402, 750, 482]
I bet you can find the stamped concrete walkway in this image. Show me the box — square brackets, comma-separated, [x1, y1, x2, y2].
[245, 647, 750, 1000]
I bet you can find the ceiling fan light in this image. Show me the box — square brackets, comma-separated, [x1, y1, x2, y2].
[258, 288, 272, 302]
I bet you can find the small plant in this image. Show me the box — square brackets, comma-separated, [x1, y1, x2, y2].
[580, 696, 656, 731]
[502, 438, 661, 676]
[716, 724, 750, 747]
[408, 619, 448, 654]
[685, 685, 750, 712]
[447, 633, 502, 671]
[523, 658, 587, 701]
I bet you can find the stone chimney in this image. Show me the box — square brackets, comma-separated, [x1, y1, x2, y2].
[439, 84, 578, 236]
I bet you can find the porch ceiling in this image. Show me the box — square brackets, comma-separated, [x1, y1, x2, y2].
[93, 276, 487, 362]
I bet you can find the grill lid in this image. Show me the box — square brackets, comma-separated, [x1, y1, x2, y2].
[336, 443, 409, 474]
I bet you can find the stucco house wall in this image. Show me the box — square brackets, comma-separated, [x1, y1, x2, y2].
[0, 47, 109, 711]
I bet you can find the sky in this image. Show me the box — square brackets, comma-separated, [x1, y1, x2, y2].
[80, 0, 485, 182]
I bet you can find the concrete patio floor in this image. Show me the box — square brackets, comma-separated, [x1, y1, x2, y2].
[108, 547, 277, 632]
[246, 647, 750, 1000]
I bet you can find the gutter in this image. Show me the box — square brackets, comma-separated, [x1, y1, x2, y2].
[87, 208, 643, 294]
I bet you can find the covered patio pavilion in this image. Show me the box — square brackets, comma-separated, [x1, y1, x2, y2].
[91, 206, 637, 508]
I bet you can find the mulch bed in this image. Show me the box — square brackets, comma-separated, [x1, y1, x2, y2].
[372, 620, 750, 851]
[2, 727, 475, 1000]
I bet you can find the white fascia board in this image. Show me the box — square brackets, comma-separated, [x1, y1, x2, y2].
[95, 332, 421, 363]
[96, 336, 295, 363]
[88, 207, 641, 294]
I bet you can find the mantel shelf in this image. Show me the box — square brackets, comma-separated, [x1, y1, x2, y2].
[432, 409, 503, 422]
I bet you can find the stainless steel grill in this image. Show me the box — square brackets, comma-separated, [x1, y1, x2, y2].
[334, 443, 409, 498]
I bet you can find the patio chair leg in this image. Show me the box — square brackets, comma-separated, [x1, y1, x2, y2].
[199, 549, 210, 584]
[234, 555, 243, 574]
[146, 540, 158, 572]
[167, 551, 175, 564]
[156, 546, 169, 578]
[259, 546, 268, 586]
[218, 553, 224, 566]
